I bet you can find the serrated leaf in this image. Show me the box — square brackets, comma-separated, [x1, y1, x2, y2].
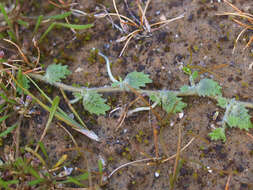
[161, 92, 187, 114]
[180, 85, 191, 93]
[111, 81, 121, 88]
[217, 96, 228, 108]
[82, 91, 110, 115]
[123, 71, 152, 89]
[73, 92, 82, 99]
[208, 128, 226, 142]
[43, 64, 71, 84]
[225, 101, 253, 130]
[16, 69, 30, 95]
[191, 71, 198, 81]
[149, 93, 161, 105]
[196, 78, 222, 97]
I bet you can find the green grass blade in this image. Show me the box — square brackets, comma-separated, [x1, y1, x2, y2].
[24, 146, 47, 167]
[15, 75, 100, 141]
[62, 177, 85, 187]
[0, 103, 6, 114]
[17, 19, 29, 27]
[37, 142, 49, 160]
[56, 22, 93, 30]
[0, 114, 9, 123]
[0, 3, 13, 30]
[28, 178, 45, 186]
[98, 159, 103, 174]
[0, 3, 16, 41]
[49, 96, 60, 123]
[26, 75, 88, 129]
[0, 58, 8, 62]
[0, 178, 19, 189]
[6, 30, 16, 41]
[0, 92, 16, 104]
[61, 172, 89, 187]
[0, 123, 17, 138]
[39, 22, 56, 43]
[33, 15, 43, 35]
[48, 11, 72, 20]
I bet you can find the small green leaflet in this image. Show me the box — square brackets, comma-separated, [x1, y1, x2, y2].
[112, 71, 152, 90]
[180, 85, 191, 93]
[150, 92, 187, 114]
[161, 92, 187, 113]
[208, 128, 226, 142]
[82, 91, 110, 115]
[16, 69, 30, 95]
[225, 100, 253, 130]
[43, 64, 71, 84]
[196, 78, 222, 97]
[217, 96, 228, 109]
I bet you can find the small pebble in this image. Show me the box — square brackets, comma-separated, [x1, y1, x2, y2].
[178, 112, 184, 119]
[154, 171, 160, 178]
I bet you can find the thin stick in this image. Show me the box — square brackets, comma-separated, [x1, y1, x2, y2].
[108, 157, 158, 178]
[246, 132, 253, 140]
[108, 137, 196, 178]
[171, 125, 182, 189]
[3, 39, 33, 67]
[225, 173, 232, 190]
[119, 29, 141, 57]
[32, 38, 40, 67]
[232, 27, 248, 54]
[162, 137, 195, 163]
[57, 122, 78, 149]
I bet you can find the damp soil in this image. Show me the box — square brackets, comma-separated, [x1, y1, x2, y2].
[2, 0, 253, 189]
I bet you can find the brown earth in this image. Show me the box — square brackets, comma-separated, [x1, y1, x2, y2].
[1, 0, 253, 189]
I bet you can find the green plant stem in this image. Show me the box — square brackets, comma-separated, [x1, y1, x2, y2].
[28, 73, 253, 109]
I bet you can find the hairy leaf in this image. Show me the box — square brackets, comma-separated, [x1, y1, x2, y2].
[161, 92, 187, 114]
[43, 64, 71, 84]
[180, 85, 191, 93]
[225, 101, 253, 130]
[196, 78, 222, 97]
[149, 93, 161, 104]
[82, 91, 110, 115]
[123, 71, 152, 89]
[217, 96, 228, 109]
[208, 128, 226, 142]
[16, 69, 30, 95]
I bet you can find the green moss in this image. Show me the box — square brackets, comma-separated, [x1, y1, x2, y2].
[87, 49, 99, 64]
[193, 45, 199, 52]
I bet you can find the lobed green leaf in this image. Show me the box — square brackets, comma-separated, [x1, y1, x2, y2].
[82, 91, 110, 115]
[196, 78, 222, 97]
[208, 128, 226, 142]
[43, 64, 71, 84]
[225, 101, 253, 130]
[217, 96, 228, 109]
[161, 92, 187, 114]
[123, 71, 152, 89]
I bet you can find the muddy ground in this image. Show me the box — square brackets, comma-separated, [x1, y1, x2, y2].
[1, 0, 253, 189]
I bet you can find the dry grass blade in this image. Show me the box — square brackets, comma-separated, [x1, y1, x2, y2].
[119, 29, 141, 57]
[220, 0, 253, 53]
[162, 137, 195, 163]
[108, 137, 196, 178]
[102, 0, 183, 56]
[171, 125, 182, 189]
[3, 39, 32, 67]
[225, 173, 232, 190]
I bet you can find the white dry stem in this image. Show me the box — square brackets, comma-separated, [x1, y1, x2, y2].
[127, 101, 159, 116]
[94, 48, 118, 83]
